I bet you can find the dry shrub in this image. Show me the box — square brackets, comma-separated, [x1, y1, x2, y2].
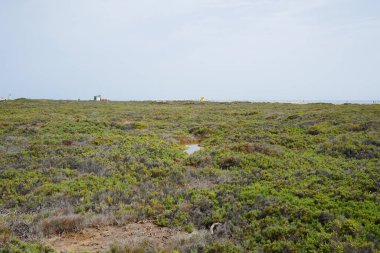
[74, 158, 106, 175]
[108, 230, 211, 253]
[238, 143, 283, 156]
[168, 230, 219, 252]
[41, 215, 84, 236]
[187, 154, 213, 167]
[84, 213, 135, 228]
[84, 214, 112, 228]
[109, 241, 153, 253]
[0, 223, 12, 247]
[177, 136, 201, 145]
[307, 129, 320, 135]
[218, 156, 242, 169]
[62, 139, 74, 146]
[9, 220, 31, 239]
[189, 126, 212, 138]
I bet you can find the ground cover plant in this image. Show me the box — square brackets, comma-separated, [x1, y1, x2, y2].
[0, 99, 379, 252]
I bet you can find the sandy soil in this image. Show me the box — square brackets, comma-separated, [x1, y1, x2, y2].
[43, 221, 192, 253]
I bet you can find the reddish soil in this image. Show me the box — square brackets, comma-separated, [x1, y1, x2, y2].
[43, 221, 191, 253]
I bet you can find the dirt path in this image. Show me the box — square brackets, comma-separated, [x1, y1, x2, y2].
[43, 221, 192, 253]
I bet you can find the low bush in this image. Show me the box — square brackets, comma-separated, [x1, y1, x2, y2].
[218, 156, 242, 169]
[236, 142, 283, 156]
[41, 215, 84, 236]
[0, 222, 11, 247]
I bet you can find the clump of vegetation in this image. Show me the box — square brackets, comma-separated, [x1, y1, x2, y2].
[0, 100, 379, 252]
[0, 221, 12, 247]
[218, 156, 242, 169]
[0, 238, 54, 253]
[236, 142, 283, 156]
[41, 215, 84, 236]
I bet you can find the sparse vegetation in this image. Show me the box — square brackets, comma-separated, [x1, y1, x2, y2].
[0, 100, 379, 252]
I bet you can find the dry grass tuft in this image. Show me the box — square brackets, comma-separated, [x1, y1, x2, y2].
[41, 215, 84, 236]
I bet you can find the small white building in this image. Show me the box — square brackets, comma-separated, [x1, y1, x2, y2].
[94, 95, 102, 101]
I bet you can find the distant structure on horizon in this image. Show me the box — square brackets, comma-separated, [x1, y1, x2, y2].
[93, 95, 109, 101]
[0, 94, 12, 101]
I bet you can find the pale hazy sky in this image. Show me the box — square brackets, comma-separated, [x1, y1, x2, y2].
[0, 0, 379, 100]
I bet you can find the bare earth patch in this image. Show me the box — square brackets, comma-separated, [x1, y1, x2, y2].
[43, 221, 192, 253]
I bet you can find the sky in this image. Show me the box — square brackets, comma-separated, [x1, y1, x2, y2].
[0, 0, 379, 101]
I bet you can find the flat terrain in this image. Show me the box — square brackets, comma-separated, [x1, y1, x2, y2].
[0, 100, 379, 252]
[42, 221, 195, 252]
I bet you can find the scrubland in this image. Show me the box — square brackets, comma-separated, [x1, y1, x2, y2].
[0, 99, 379, 252]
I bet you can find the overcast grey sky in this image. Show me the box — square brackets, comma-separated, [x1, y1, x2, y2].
[0, 0, 379, 100]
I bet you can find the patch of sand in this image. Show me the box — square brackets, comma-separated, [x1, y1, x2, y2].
[43, 221, 192, 253]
